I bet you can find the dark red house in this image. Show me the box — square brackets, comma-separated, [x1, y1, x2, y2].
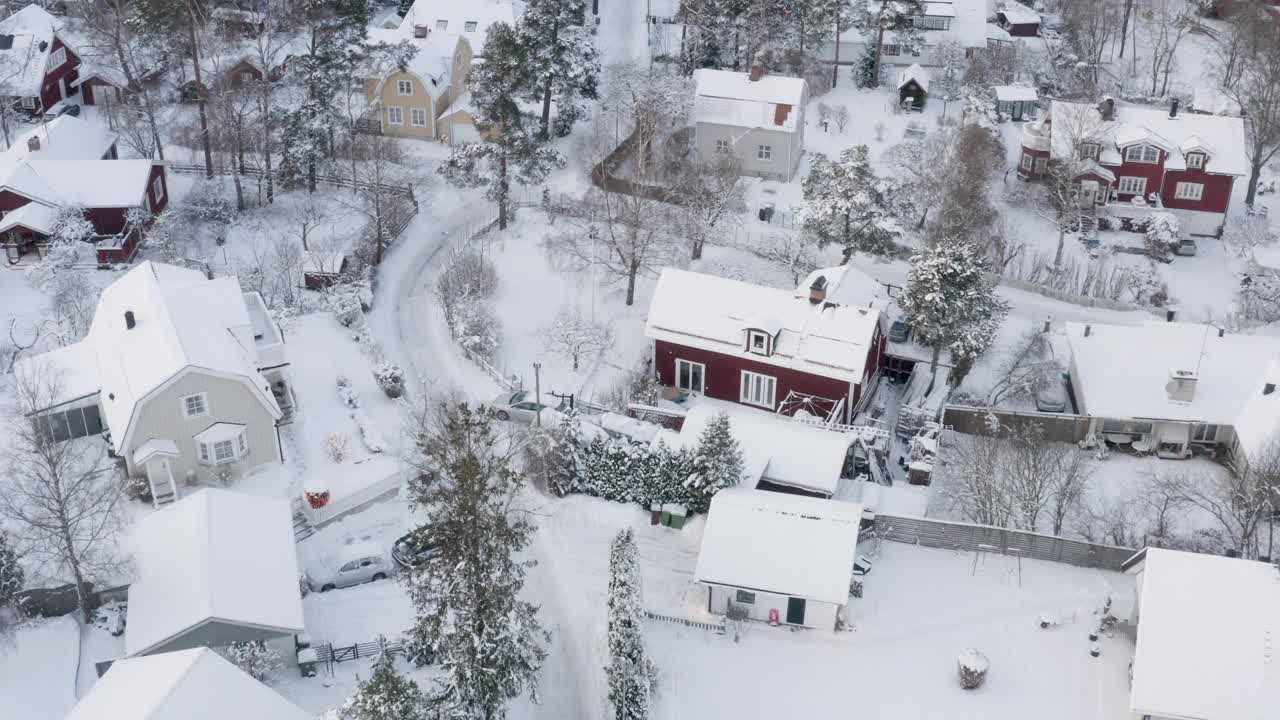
[1017, 98, 1247, 237]
[995, 4, 1041, 36]
[0, 5, 82, 113]
[644, 269, 886, 425]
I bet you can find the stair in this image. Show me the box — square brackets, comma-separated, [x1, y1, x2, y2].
[152, 477, 177, 508]
[291, 499, 316, 541]
[274, 388, 296, 426]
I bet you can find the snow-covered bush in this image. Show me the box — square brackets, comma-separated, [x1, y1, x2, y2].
[542, 311, 612, 372]
[607, 528, 654, 718]
[957, 648, 989, 689]
[298, 573, 311, 598]
[1142, 212, 1181, 259]
[436, 249, 501, 361]
[336, 375, 360, 408]
[453, 302, 501, 361]
[373, 362, 405, 398]
[186, 180, 238, 225]
[332, 291, 364, 327]
[0, 530, 23, 608]
[123, 474, 153, 503]
[352, 409, 385, 453]
[341, 653, 426, 720]
[222, 641, 281, 682]
[325, 432, 351, 463]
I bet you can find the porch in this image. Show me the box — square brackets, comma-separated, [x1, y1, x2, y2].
[1091, 417, 1231, 460]
[133, 439, 180, 508]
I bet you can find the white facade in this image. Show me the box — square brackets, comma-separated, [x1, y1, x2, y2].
[706, 584, 840, 630]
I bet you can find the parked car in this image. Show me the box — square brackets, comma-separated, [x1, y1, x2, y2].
[491, 391, 563, 423]
[391, 530, 439, 570]
[1034, 377, 1069, 413]
[1174, 238, 1197, 256]
[42, 100, 80, 121]
[888, 320, 913, 343]
[305, 542, 392, 592]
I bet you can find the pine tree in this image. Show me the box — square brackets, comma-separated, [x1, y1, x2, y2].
[800, 146, 902, 260]
[900, 237, 1009, 391]
[0, 530, 22, 608]
[520, 0, 600, 139]
[342, 653, 426, 720]
[849, 0, 926, 86]
[549, 409, 586, 495]
[691, 412, 743, 497]
[606, 528, 652, 720]
[403, 403, 548, 719]
[221, 640, 281, 682]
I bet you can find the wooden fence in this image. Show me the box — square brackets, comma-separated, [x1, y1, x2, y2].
[644, 610, 725, 632]
[313, 637, 403, 664]
[589, 130, 682, 204]
[875, 513, 1138, 571]
[941, 404, 1092, 444]
[167, 163, 418, 206]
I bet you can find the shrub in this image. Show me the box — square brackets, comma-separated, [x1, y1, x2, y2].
[325, 432, 351, 463]
[957, 649, 989, 689]
[374, 362, 405, 398]
[1142, 212, 1181, 260]
[352, 409, 386, 453]
[336, 375, 360, 408]
[222, 641, 281, 682]
[124, 474, 153, 503]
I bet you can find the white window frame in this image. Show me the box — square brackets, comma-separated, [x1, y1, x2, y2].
[1186, 153, 1204, 169]
[197, 427, 248, 466]
[48, 47, 66, 69]
[182, 392, 208, 419]
[411, 107, 427, 127]
[734, 589, 756, 604]
[396, 79, 413, 96]
[715, 138, 731, 154]
[740, 370, 777, 409]
[1125, 144, 1160, 163]
[882, 43, 901, 56]
[465, 20, 478, 31]
[387, 106, 404, 125]
[1020, 153, 1034, 171]
[1117, 176, 1147, 196]
[1174, 182, 1204, 201]
[675, 359, 705, 394]
[1192, 423, 1219, 443]
[757, 144, 772, 161]
[152, 175, 165, 204]
[435, 19, 448, 30]
[1079, 143, 1099, 161]
[21, 96, 34, 109]
[748, 330, 770, 355]
[198, 442, 210, 462]
[239, 71, 255, 85]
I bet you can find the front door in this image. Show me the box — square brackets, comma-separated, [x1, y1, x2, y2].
[786, 597, 806, 625]
[1011, 101, 1023, 121]
[675, 359, 705, 394]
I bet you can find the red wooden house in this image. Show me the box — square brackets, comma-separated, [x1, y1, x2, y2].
[1018, 98, 1247, 237]
[995, 4, 1041, 36]
[644, 269, 886, 425]
[0, 5, 82, 113]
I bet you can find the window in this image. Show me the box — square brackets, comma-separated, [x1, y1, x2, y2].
[1174, 181, 1204, 201]
[48, 47, 66, 68]
[1117, 176, 1147, 196]
[465, 20, 478, 31]
[734, 590, 756, 605]
[913, 16, 949, 29]
[182, 393, 208, 418]
[1186, 153, 1204, 169]
[21, 96, 34, 109]
[213, 440, 235, 463]
[740, 370, 777, 409]
[396, 79, 413, 96]
[387, 106, 404, 125]
[748, 330, 770, 355]
[435, 19, 448, 30]
[197, 425, 248, 466]
[757, 144, 772, 161]
[152, 175, 165, 205]
[1101, 419, 1153, 435]
[715, 139, 731, 154]
[675, 359, 705, 394]
[882, 44, 901, 56]
[1192, 423, 1219, 443]
[339, 560, 360, 572]
[1079, 143, 1099, 161]
[239, 71, 255, 85]
[1124, 144, 1160, 163]
[1020, 153, 1034, 171]
[411, 107, 427, 126]
[199, 442, 210, 462]
[34, 406, 100, 444]
[237, 432, 248, 454]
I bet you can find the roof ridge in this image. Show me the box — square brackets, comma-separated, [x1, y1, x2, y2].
[146, 648, 208, 718]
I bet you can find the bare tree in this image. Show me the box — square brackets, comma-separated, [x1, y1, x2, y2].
[289, 194, 333, 252]
[2, 318, 49, 373]
[204, 46, 259, 211]
[937, 428, 1011, 527]
[245, 0, 296, 204]
[0, 364, 125, 623]
[1062, 0, 1118, 92]
[983, 329, 1059, 406]
[1140, 0, 1194, 96]
[1223, 21, 1280, 206]
[884, 128, 955, 229]
[671, 153, 744, 260]
[542, 310, 613, 371]
[0, 37, 37, 148]
[336, 134, 410, 267]
[1046, 445, 1092, 535]
[1171, 442, 1279, 557]
[748, 231, 818, 285]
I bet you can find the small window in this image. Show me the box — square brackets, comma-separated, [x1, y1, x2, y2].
[676, 359, 705, 393]
[21, 97, 34, 109]
[1125, 144, 1160, 163]
[237, 432, 247, 454]
[1117, 176, 1147, 196]
[715, 138, 731, 155]
[1101, 419, 1153, 435]
[1186, 153, 1204, 169]
[1020, 153, 1034, 171]
[1079, 143, 1099, 161]
[436, 19, 448, 30]
[199, 443, 210, 462]
[465, 20, 478, 31]
[396, 79, 413, 96]
[152, 175, 165, 205]
[1192, 423, 1218, 443]
[882, 44, 900, 56]
[48, 47, 66, 68]
[239, 71, 255, 85]
[757, 144, 772, 161]
[748, 330, 769, 355]
[387, 106, 403, 125]
[411, 107, 427, 126]
[1174, 182, 1204, 201]
[213, 439, 235, 463]
[735, 590, 756, 605]
[182, 393, 208, 418]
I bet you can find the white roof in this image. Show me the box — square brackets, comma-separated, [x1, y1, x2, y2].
[897, 64, 929, 92]
[997, 3, 1040, 24]
[839, 0, 987, 49]
[0, 117, 153, 208]
[131, 437, 179, 465]
[1129, 548, 1280, 720]
[645, 269, 882, 385]
[7, 115, 116, 162]
[366, 26, 460, 94]
[1047, 100, 1249, 176]
[0, 5, 64, 97]
[797, 266, 939, 365]
[693, 68, 806, 133]
[994, 85, 1038, 102]
[986, 22, 1012, 42]
[664, 403, 854, 496]
[1065, 322, 1280, 424]
[0, 199, 55, 233]
[65, 648, 311, 720]
[125, 489, 304, 657]
[397, 0, 520, 51]
[192, 422, 245, 443]
[695, 489, 862, 605]
[1231, 358, 1280, 459]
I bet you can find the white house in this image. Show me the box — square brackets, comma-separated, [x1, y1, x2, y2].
[125, 489, 305, 658]
[695, 489, 862, 630]
[66, 647, 311, 720]
[1124, 548, 1280, 720]
[1065, 321, 1280, 460]
[17, 262, 290, 507]
[820, 0, 989, 72]
[692, 67, 807, 181]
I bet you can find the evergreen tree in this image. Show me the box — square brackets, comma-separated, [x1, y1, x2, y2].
[403, 403, 548, 719]
[0, 530, 22, 608]
[549, 409, 586, 495]
[800, 146, 902, 260]
[855, 44, 879, 87]
[606, 528, 652, 720]
[849, 0, 925, 86]
[691, 412, 743, 496]
[221, 640, 281, 682]
[900, 237, 1008, 391]
[521, 0, 600, 139]
[342, 653, 426, 720]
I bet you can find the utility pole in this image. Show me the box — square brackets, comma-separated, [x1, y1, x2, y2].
[533, 362, 542, 427]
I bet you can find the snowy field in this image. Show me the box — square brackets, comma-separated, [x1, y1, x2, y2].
[0, 617, 81, 719]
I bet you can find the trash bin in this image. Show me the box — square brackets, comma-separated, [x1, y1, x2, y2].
[665, 504, 688, 530]
[650, 503, 662, 526]
[297, 647, 318, 678]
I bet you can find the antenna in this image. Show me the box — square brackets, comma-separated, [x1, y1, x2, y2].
[1195, 323, 1210, 376]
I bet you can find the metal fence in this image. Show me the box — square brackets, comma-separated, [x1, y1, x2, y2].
[313, 637, 403, 664]
[942, 404, 1092, 443]
[875, 513, 1138, 571]
[644, 610, 725, 632]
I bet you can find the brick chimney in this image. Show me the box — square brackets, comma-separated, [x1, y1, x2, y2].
[26, 135, 39, 152]
[414, 24, 429, 38]
[808, 275, 828, 305]
[749, 65, 764, 82]
[1169, 97, 1179, 118]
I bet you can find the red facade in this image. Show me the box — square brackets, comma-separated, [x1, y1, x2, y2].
[1160, 167, 1235, 214]
[38, 38, 80, 111]
[1005, 21, 1039, 37]
[145, 164, 169, 214]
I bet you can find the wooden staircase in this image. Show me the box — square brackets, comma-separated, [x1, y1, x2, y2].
[151, 472, 177, 508]
[291, 498, 316, 541]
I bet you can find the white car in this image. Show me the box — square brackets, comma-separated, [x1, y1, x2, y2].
[491, 391, 562, 424]
[305, 541, 392, 592]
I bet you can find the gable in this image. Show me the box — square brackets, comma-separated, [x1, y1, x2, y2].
[120, 367, 278, 452]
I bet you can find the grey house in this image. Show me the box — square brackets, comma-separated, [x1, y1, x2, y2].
[692, 67, 807, 181]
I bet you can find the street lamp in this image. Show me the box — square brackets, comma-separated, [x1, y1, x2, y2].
[533, 363, 542, 427]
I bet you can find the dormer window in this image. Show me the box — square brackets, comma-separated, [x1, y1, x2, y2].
[748, 330, 771, 356]
[1079, 143, 1099, 161]
[1125, 144, 1160, 164]
[436, 19, 448, 31]
[1186, 152, 1204, 169]
[465, 20, 478, 31]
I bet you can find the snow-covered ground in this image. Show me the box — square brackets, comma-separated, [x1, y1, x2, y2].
[0, 617, 81, 718]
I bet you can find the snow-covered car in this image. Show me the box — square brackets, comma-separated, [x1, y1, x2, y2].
[491, 391, 563, 423]
[1174, 238, 1197, 256]
[42, 100, 79, 121]
[391, 530, 439, 570]
[1034, 378, 1068, 413]
[305, 542, 392, 592]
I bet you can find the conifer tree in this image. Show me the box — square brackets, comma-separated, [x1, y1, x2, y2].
[606, 529, 652, 720]
[800, 145, 902, 260]
[0, 530, 22, 608]
[521, 0, 600, 138]
[342, 653, 426, 720]
[691, 412, 743, 496]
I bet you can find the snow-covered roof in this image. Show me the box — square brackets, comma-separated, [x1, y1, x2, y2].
[1191, 84, 1242, 117]
[0, 4, 64, 98]
[6, 115, 116, 162]
[1231, 358, 1280, 459]
[695, 488, 862, 605]
[997, 3, 1040, 24]
[366, 25, 460, 94]
[1047, 100, 1248, 177]
[1128, 548, 1280, 720]
[693, 68, 806, 133]
[645, 269, 882, 385]
[0, 116, 154, 208]
[18, 262, 281, 448]
[397, 0, 521, 52]
[0, 198, 54, 233]
[994, 85, 1037, 102]
[839, 0, 988, 49]
[663, 402, 854, 496]
[131, 437, 178, 465]
[125, 489, 304, 657]
[796, 266, 940, 365]
[66, 648, 311, 720]
[986, 22, 1012, 42]
[897, 64, 929, 92]
[1065, 322, 1280, 425]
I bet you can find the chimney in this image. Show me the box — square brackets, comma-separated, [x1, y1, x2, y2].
[1265, 383, 1276, 396]
[1083, 324, 1091, 337]
[414, 24, 429, 38]
[124, 310, 135, 330]
[1165, 369, 1197, 403]
[808, 275, 828, 305]
[0, 35, 13, 50]
[1218, 327, 1225, 338]
[1169, 98, 1179, 118]
[749, 65, 764, 82]
[26, 135, 39, 152]
[1165, 308, 1177, 323]
[1098, 97, 1115, 121]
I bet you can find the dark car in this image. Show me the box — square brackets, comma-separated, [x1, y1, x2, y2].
[888, 319, 912, 343]
[392, 530, 439, 570]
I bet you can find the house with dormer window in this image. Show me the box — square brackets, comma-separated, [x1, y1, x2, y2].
[1018, 98, 1247, 237]
[644, 268, 885, 424]
[0, 5, 82, 113]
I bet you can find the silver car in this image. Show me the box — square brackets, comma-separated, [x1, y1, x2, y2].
[491, 391, 561, 423]
[306, 545, 391, 592]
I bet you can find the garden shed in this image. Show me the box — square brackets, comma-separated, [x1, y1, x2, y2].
[994, 85, 1038, 121]
[897, 64, 929, 111]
